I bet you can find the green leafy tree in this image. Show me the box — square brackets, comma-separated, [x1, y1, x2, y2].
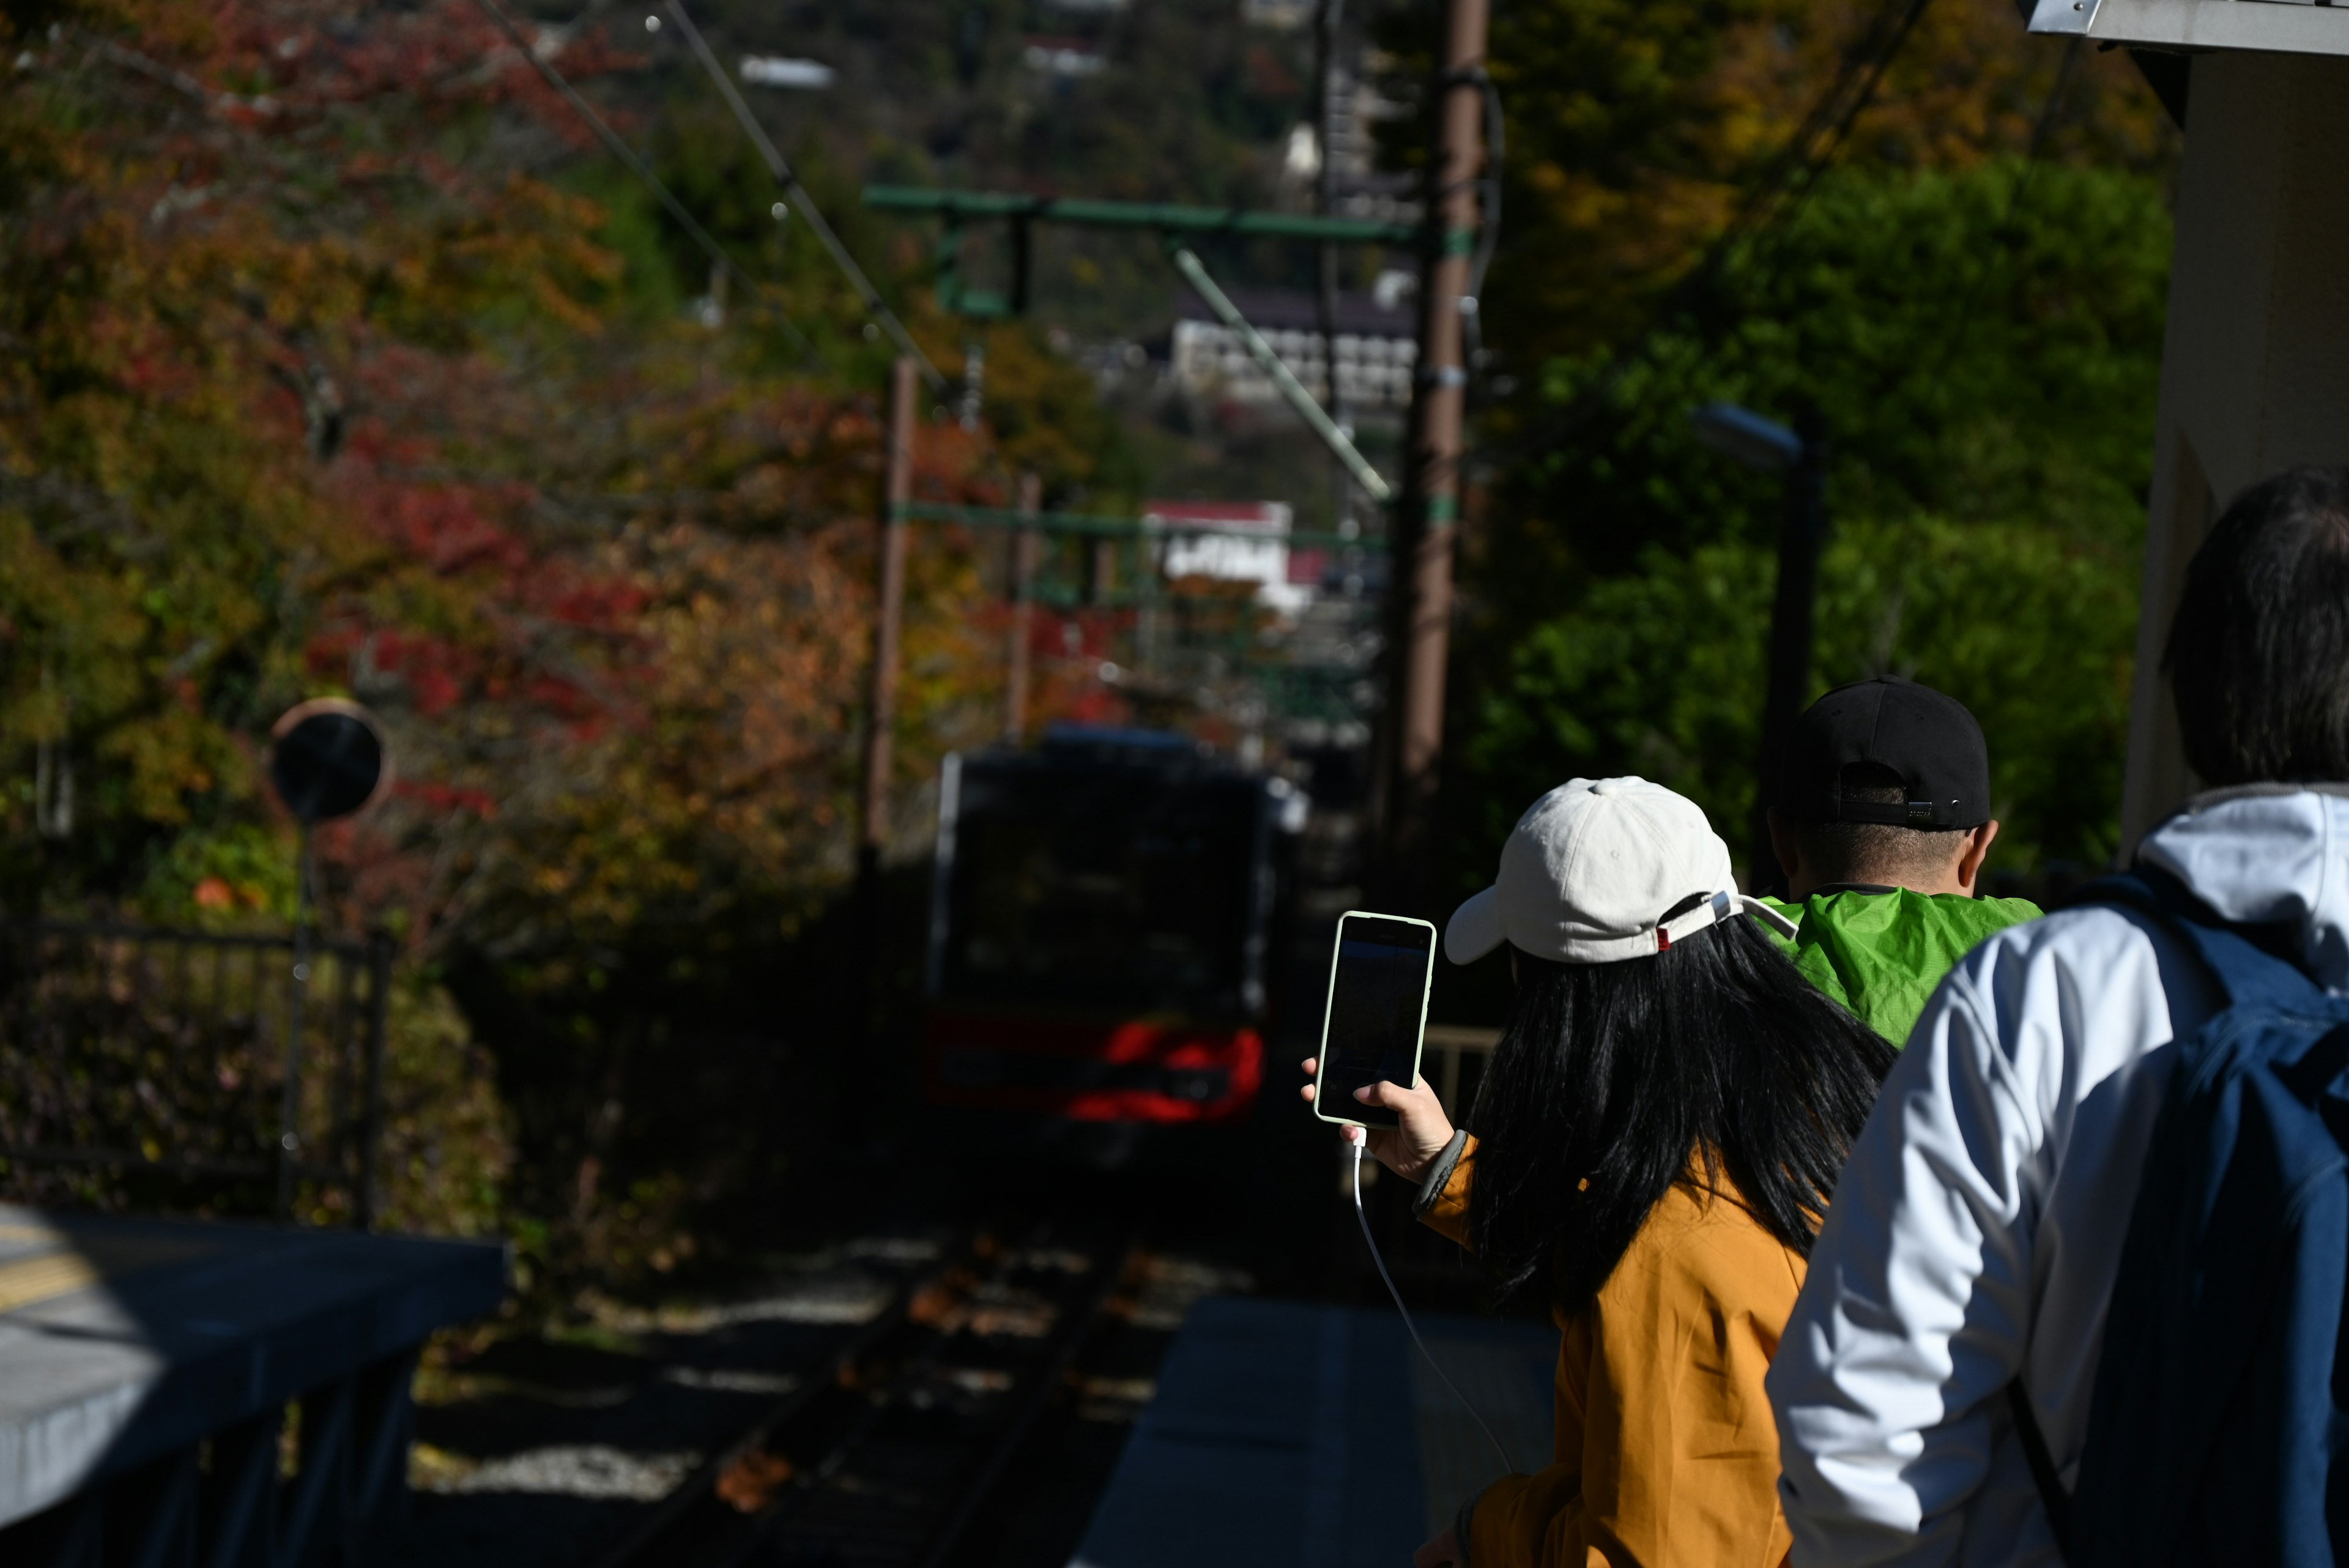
[1466, 0, 2176, 374]
[1458, 159, 2169, 883]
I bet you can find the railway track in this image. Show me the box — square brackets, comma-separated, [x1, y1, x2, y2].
[590, 1216, 1141, 1568]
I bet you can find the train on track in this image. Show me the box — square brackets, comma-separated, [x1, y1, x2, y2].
[921, 727, 1308, 1131]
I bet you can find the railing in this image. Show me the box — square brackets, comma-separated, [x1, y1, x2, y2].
[0, 918, 393, 1227]
[1422, 1024, 1500, 1123]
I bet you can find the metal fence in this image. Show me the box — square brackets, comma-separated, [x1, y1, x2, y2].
[0, 918, 392, 1227]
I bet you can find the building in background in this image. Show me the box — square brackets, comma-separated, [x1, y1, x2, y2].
[1241, 0, 1313, 28]
[1022, 35, 1107, 76]
[1168, 286, 1417, 420]
[1313, 49, 1420, 226]
[1143, 500, 1319, 615]
[738, 55, 835, 90]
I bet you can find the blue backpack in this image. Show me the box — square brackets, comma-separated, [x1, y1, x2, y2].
[2013, 869, 2349, 1566]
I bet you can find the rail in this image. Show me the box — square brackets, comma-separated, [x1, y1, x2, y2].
[595, 1219, 1140, 1568]
[1422, 1024, 1501, 1123]
[0, 917, 393, 1227]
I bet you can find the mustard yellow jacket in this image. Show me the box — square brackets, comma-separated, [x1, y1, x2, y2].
[1422, 1137, 1801, 1568]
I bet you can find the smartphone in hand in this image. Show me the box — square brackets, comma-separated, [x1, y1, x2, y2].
[1312, 911, 1438, 1130]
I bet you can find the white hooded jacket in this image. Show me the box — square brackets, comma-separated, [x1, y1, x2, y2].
[1767, 786, 2349, 1566]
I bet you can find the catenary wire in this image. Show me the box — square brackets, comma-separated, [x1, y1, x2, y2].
[466, 0, 813, 355]
[661, 0, 947, 391]
[1471, 0, 1940, 474]
[1732, 0, 1938, 263]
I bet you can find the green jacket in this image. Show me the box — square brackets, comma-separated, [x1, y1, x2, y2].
[1761, 887, 2042, 1046]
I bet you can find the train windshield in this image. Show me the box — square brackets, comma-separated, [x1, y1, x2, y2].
[938, 762, 1263, 1018]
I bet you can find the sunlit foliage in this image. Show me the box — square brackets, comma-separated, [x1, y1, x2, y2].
[0, 0, 1127, 1266]
[1461, 160, 2170, 884]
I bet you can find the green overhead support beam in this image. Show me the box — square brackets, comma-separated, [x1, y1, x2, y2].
[894, 500, 1384, 554]
[863, 186, 1421, 247]
[869, 185, 1409, 500]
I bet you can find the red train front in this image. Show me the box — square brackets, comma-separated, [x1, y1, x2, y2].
[922, 727, 1300, 1128]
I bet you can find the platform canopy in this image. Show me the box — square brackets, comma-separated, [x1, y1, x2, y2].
[2028, 0, 2349, 59]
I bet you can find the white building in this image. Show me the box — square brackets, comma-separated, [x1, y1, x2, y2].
[1022, 35, 1107, 76]
[738, 56, 834, 90]
[1241, 0, 1312, 29]
[1144, 500, 1318, 614]
[1168, 286, 1417, 414]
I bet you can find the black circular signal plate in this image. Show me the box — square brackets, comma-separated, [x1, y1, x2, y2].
[270, 704, 388, 825]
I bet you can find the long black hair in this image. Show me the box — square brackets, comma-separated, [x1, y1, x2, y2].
[1464, 902, 1893, 1314]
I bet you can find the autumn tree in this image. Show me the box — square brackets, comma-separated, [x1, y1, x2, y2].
[0, 0, 1129, 1277]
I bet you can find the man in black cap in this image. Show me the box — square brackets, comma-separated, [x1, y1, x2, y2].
[1760, 675, 2039, 1042]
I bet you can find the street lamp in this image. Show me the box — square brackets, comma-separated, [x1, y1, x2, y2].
[1691, 401, 1805, 472]
[1691, 399, 1827, 895]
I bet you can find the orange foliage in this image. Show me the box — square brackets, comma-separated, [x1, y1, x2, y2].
[0, 0, 1055, 960]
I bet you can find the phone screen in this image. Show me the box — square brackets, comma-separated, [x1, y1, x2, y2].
[1318, 913, 1436, 1129]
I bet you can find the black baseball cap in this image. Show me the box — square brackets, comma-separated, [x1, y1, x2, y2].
[1777, 677, 1991, 828]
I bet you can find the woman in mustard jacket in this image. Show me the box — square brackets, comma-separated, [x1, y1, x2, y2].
[1304, 778, 1890, 1568]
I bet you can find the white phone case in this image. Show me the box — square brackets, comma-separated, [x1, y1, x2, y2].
[1312, 910, 1438, 1128]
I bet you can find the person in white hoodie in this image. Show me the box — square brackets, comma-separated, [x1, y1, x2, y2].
[1765, 463, 2349, 1566]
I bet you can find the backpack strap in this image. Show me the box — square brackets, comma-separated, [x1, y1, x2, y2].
[2059, 868, 2322, 1011]
[2006, 1381, 2076, 1563]
[2024, 867, 2326, 1567]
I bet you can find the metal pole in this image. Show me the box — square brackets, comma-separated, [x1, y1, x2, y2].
[1004, 473, 1041, 743]
[277, 824, 314, 1218]
[357, 928, 392, 1231]
[1138, 521, 1160, 678]
[1011, 217, 1033, 316]
[1316, 0, 1351, 534]
[1749, 407, 1828, 892]
[1167, 245, 1392, 501]
[859, 357, 919, 883]
[1383, 0, 1487, 905]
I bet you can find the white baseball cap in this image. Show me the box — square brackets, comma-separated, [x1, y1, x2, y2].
[1444, 776, 1798, 965]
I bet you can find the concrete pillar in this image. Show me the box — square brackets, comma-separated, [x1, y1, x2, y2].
[2120, 50, 2349, 852]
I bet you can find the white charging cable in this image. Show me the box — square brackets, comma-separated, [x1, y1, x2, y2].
[1350, 1138, 1516, 1475]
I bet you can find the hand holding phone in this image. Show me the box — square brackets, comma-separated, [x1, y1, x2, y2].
[1298, 1055, 1456, 1180]
[1312, 911, 1438, 1131]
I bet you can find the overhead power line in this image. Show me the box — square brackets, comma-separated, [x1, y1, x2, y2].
[467, 0, 810, 353]
[1475, 0, 1940, 472]
[1730, 0, 1938, 264]
[1913, 35, 2086, 385]
[662, 0, 946, 392]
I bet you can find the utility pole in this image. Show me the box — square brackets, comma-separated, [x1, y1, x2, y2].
[1003, 472, 1041, 743]
[1689, 398, 1825, 891]
[859, 356, 918, 888]
[1382, 0, 1487, 909]
[1091, 538, 1116, 606]
[1315, 0, 1349, 538]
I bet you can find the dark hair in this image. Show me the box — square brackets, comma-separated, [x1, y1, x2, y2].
[1464, 909, 1893, 1314]
[2166, 465, 2349, 786]
[1783, 764, 1966, 886]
